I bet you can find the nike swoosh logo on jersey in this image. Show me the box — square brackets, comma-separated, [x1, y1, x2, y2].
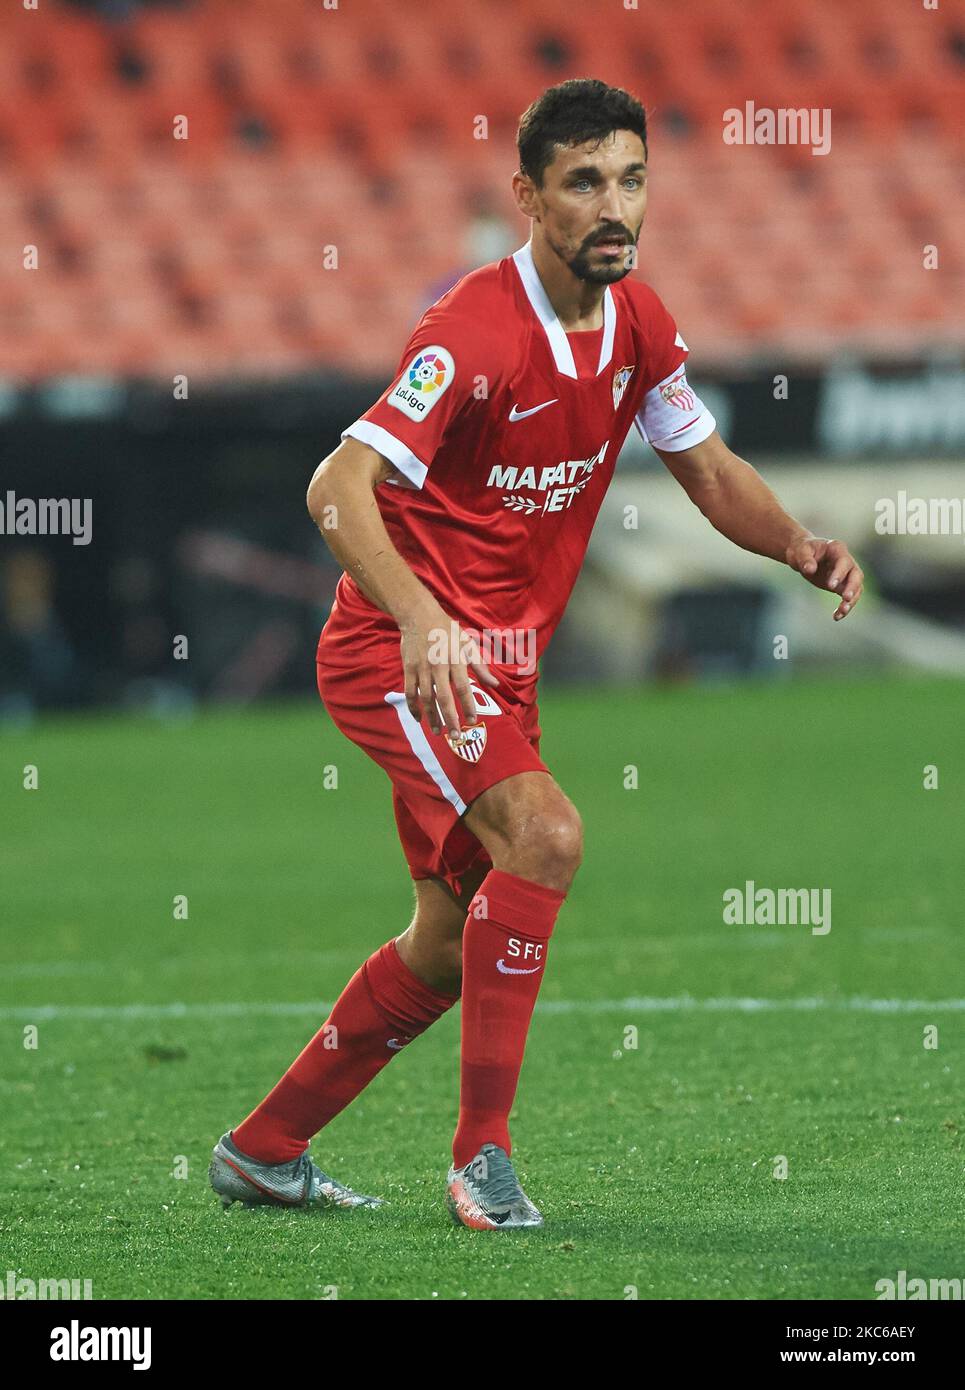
[496, 959, 542, 975]
[508, 399, 558, 421]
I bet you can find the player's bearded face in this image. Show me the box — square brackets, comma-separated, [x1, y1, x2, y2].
[540, 132, 647, 285]
[563, 224, 642, 285]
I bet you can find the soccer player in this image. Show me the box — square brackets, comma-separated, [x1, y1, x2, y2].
[209, 78, 863, 1229]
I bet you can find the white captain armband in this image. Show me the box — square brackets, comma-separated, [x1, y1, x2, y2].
[634, 365, 716, 452]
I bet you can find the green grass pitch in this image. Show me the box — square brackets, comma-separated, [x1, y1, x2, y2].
[2, 675, 963, 1300]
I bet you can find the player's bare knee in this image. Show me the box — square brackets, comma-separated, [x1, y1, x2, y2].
[492, 804, 582, 890]
[466, 775, 583, 890]
[526, 806, 583, 884]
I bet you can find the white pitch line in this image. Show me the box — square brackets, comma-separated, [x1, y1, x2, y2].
[1, 995, 964, 1023]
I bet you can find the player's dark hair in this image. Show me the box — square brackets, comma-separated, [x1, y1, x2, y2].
[517, 78, 648, 187]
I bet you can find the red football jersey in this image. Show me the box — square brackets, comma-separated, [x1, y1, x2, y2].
[328, 240, 715, 703]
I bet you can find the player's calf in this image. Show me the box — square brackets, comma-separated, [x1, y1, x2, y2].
[442, 775, 577, 1205]
[394, 872, 484, 995]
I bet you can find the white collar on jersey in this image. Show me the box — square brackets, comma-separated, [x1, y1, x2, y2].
[511, 240, 617, 380]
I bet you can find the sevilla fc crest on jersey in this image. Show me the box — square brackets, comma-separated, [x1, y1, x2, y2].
[445, 722, 488, 763]
[612, 365, 635, 410]
[660, 369, 696, 411]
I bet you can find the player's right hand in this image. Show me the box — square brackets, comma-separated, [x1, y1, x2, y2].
[400, 598, 499, 735]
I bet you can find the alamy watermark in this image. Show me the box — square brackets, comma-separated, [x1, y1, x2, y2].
[723, 102, 831, 156]
[1, 1269, 93, 1299]
[50, 1320, 151, 1369]
[875, 492, 965, 539]
[876, 1270, 963, 1300]
[723, 880, 831, 935]
[428, 622, 537, 677]
[1, 490, 92, 546]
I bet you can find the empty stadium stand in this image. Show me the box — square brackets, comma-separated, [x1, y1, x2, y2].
[0, 0, 961, 380]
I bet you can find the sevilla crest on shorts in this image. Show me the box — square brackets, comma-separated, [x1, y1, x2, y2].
[445, 722, 488, 763]
[612, 365, 635, 409]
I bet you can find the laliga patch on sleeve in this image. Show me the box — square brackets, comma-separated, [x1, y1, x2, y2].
[387, 345, 456, 421]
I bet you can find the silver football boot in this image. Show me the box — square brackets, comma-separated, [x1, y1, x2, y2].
[446, 1142, 543, 1229]
[210, 1131, 383, 1210]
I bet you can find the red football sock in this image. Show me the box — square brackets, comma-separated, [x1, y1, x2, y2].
[453, 868, 566, 1169]
[233, 938, 458, 1163]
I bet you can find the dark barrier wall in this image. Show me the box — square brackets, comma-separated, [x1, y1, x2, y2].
[2, 358, 961, 716]
[0, 408, 349, 716]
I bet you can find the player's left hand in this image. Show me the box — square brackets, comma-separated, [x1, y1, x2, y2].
[786, 536, 864, 621]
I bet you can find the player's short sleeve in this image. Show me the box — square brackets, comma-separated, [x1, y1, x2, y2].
[633, 297, 716, 454]
[340, 309, 497, 490]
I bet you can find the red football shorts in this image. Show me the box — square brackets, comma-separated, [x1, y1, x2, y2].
[316, 617, 550, 899]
